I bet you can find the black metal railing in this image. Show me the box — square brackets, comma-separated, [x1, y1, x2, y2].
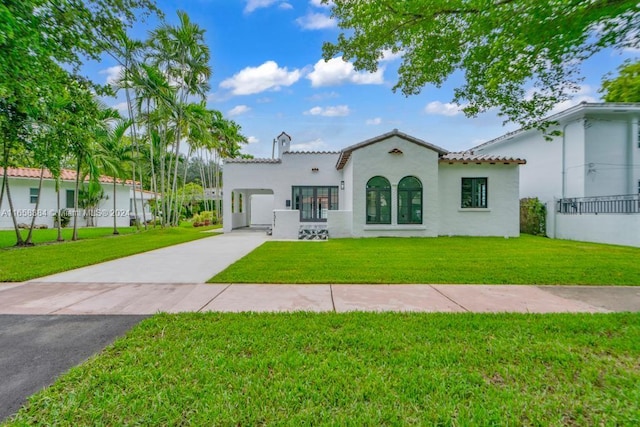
[556, 194, 640, 214]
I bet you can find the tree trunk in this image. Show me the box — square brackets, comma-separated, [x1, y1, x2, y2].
[113, 178, 119, 235]
[136, 150, 148, 229]
[56, 178, 63, 242]
[125, 92, 141, 232]
[4, 177, 24, 246]
[25, 167, 45, 245]
[0, 141, 8, 215]
[72, 160, 81, 241]
[148, 117, 159, 228]
[0, 167, 5, 214]
[159, 126, 168, 227]
[215, 150, 222, 223]
[1, 141, 23, 245]
[124, 59, 142, 232]
[199, 150, 208, 212]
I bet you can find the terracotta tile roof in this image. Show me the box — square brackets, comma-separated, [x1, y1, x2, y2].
[440, 153, 526, 165]
[0, 167, 136, 185]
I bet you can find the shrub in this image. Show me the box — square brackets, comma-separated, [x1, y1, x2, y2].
[192, 213, 203, 227]
[200, 211, 216, 225]
[53, 209, 71, 228]
[520, 198, 546, 236]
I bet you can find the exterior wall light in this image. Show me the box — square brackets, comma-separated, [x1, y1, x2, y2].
[311, 167, 319, 172]
[340, 180, 345, 190]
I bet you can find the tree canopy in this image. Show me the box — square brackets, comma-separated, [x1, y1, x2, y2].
[600, 60, 640, 102]
[322, 0, 639, 128]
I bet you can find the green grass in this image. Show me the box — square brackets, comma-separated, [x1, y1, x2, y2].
[0, 225, 220, 282]
[0, 227, 138, 248]
[5, 312, 640, 426]
[210, 235, 640, 285]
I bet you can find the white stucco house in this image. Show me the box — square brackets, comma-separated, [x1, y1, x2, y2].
[474, 102, 640, 247]
[130, 187, 157, 225]
[223, 129, 525, 239]
[0, 167, 147, 229]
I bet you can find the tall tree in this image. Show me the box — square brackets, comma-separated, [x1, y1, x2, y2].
[600, 60, 640, 102]
[322, 0, 639, 129]
[95, 118, 133, 234]
[1, 0, 160, 244]
[148, 11, 212, 226]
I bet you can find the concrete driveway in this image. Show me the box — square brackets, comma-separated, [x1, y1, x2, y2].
[33, 230, 268, 283]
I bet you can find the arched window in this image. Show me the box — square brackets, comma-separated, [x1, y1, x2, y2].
[366, 176, 391, 224]
[398, 176, 422, 224]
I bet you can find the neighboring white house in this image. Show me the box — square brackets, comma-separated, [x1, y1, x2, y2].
[0, 167, 135, 229]
[474, 102, 640, 247]
[130, 187, 157, 225]
[223, 129, 525, 239]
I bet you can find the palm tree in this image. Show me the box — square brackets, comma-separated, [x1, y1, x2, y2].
[126, 62, 175, 227]
[148, 10, 211, 226]
[70, 100, 119, 240]
[112, 30, 147, 231]
[209, 112, 248, 221]
[95, 118, 133, 234]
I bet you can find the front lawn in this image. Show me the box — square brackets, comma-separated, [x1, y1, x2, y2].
[5, 312, 640, 425]
[210, 235, 640, 285]
[0, 227, 138, 249]
[0, 226, 220, 282]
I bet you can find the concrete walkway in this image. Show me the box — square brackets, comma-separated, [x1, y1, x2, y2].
[33, 231, 268, 283]
[0, 228, 636, 314]
[1, 283, 639, 314]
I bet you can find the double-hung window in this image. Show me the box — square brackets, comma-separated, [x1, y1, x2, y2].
[366, 176, 391, 224]
[66, 189, 75, 209]
[292, 186, 338, 222]
[461, 177, 488, 208]
[29, 188, 39, 204]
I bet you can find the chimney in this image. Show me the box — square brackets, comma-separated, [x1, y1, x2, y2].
[277, 131, 291, 159]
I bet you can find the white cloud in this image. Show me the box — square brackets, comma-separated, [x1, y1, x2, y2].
[247, 136, 259, 144]
[310, 0, 332, 7]
[366, 117, 382, 125]
[228, 105, 251, 117]
[548, 85, 598, 115]
[110, 101, 130, 116]
[306, 91, 340, 101]
[290, 138, 329, 151]
[296, 12, 335, 30]
[244, 0, 292, 12]
[244, 0, 278, 13]
[307, 57, 384, 87]
[220, 61, 302, 95]
[524, 84, 598, 116]
[99, 65, 123, 85]
[304, 105, 350, 117]
[380, 49, 403, 62]
[425, 101, 465, 116]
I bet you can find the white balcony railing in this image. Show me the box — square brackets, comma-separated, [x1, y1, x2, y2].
[556, 194, 640, 214]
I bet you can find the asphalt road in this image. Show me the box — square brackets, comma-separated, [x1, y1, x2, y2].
[0, 315, 147, 422]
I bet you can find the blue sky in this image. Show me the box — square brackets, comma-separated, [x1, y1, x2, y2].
[89, 0, 637, 158]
